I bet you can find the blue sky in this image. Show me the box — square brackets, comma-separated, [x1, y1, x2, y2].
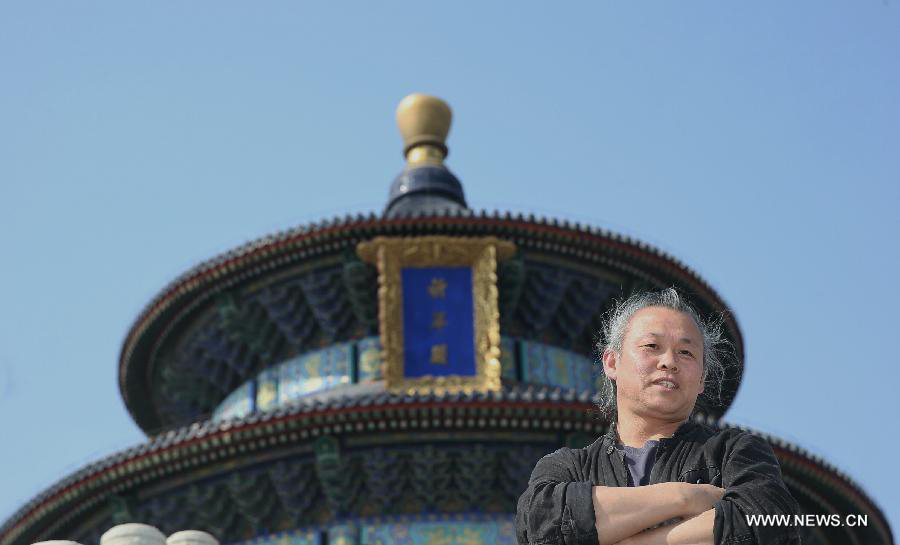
[1, 0, 898, 539]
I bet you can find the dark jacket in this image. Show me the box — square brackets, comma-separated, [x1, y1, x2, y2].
[515, 420, 801, 545]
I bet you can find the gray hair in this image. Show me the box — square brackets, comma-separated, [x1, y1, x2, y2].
[594, 288, 733, 421]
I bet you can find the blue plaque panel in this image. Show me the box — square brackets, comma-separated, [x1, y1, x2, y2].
[357, 336, 384, 382]
[278, 343, 353, 404]
[228, 529, 320, 545]
[278, 354, 320, 404]
[213, 380, 254, 421]
[500, 337, 518, 381]
[256, 368, 279, 412]
[361, 517, 516, 545]
[401, 266, 475, 378]
[327, 525, 359, 545]
[520, 340, 595, 395]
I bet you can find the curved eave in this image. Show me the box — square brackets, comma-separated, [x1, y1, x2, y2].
[731, 425, 894, 545]
[2, 388, 891, 545]
[119, 210, 744, 434]
[2, 385, 602, 545]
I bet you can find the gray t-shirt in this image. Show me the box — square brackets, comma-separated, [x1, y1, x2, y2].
[619, 440, 659, 487]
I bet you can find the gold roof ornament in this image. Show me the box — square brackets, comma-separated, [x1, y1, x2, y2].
[385, 93, 466, 217]
[396, 93, 452, 167]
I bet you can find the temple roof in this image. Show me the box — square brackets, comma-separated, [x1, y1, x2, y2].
[1, 387, 891, 545]
[118, 211, 745, 434]
[117, 93, 746, 434]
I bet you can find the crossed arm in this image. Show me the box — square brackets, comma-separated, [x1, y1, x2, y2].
[515, 455, 721, 545]
[613, 509, 716, 545]
[590, 483, 720, 545]
[516, 435, 801, 545]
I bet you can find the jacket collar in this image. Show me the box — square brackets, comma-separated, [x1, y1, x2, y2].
[602, 419, 699, 447]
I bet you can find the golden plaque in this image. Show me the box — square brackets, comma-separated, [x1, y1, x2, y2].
[357, 236, 515, 395]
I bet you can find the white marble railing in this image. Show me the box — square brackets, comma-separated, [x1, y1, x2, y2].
[32, 524, 218, 545]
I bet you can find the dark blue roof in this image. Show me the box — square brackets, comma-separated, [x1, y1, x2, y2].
[384, 165, 468, 217]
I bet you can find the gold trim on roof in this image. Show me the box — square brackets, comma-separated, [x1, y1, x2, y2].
[357, 236, 515, 396]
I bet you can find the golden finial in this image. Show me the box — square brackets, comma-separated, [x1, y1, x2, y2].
[396, 93, 452, 167]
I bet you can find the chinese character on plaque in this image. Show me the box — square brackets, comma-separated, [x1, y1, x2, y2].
[357, 236, 515, 395]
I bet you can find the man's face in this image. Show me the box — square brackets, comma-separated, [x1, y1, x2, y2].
[602, 306, 705, 423]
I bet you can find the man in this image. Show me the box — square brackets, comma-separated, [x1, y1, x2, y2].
[515, 289, 801, 545]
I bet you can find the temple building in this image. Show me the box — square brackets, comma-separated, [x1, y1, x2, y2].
[0, 95, 892, 545]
